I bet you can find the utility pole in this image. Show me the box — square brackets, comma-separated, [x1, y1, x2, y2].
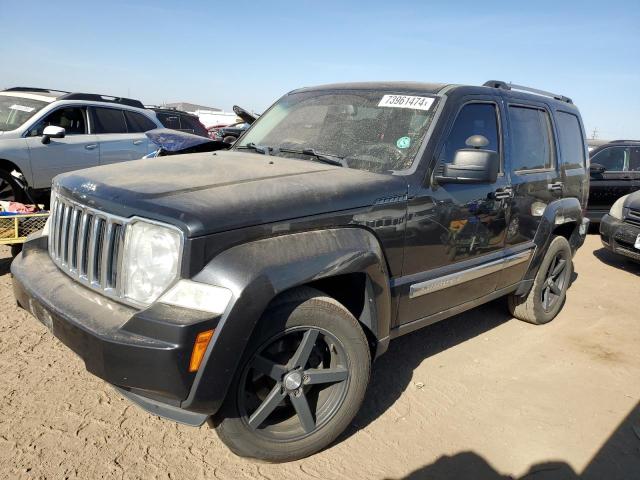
[590, 127, 598, 140]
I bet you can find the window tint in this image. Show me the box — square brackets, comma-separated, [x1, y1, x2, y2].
[124, 111, 156, 133]
[179, 115, 208, 136]
[30, 107, 87, 136]
[439, 103, 500, 164]
[556, 112, 585, 169]
[156, 112, 181, 130]
[93, 107, 127, 134]
[629, 147, 640, 172]
[508, 106, 554, 171]
[591, 147, 627, 171]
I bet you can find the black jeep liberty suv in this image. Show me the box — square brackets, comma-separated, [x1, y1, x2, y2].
[12, 80, 589, 461]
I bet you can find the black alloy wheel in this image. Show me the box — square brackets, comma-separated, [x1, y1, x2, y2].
[214, 288, 371, 462]
[239, 327, 349, 440]
[541, 250, 570, 312]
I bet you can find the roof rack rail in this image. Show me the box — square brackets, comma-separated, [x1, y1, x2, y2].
[482, 80, 573, 104]
[3, 87, 69, 95]
[59, 93, 144, 109]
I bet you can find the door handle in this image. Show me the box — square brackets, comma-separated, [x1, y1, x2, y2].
[85, 144, 98, 150]
[133, 139, 144, 145]
[494, 187, 513, 200]
[548, 182, 563, 192]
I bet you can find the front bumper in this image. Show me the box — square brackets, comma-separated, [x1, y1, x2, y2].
[599, 214, 640, 262]
[11, 236, 220, 425]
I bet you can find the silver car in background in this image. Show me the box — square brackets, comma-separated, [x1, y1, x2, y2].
[0, 87, 163, 202]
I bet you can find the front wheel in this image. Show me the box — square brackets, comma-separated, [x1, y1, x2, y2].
[214, 288, 371, 461]
[508, 235, 573, 324]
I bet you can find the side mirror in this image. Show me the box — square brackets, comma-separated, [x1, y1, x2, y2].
[42, 125, 66, 145]
[589, 163, 606, 175]
[436, 135, 499, 184]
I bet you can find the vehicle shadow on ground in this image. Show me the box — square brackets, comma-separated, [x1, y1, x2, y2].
[384, 401, 640, 479]
[343, 298, 512, 439]
[593, 247, 640, 276]
[0, 256, 12, 276]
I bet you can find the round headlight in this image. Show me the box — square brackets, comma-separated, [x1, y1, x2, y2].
[122, 221, 182, 305]
[609, 194, 629, 220]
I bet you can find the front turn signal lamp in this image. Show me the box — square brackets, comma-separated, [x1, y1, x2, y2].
[189, 329, 214, 373]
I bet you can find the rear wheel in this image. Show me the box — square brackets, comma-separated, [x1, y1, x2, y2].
[214, 288, 371, 461]
[223, 135, 236, 144]
[508, 236, 573, 324]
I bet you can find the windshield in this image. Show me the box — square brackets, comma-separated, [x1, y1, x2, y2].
[235, 90, 439, 173]
[0, 95, 48, 132]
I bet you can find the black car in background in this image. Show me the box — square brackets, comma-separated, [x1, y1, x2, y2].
[149, 107, 209, 137]
[213, 121, 250, 143]
[212, 105, 258, 143]
[600, 190, 640, 262]
[587, 140, 640, 223]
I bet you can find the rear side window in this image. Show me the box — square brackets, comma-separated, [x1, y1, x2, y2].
[93, 107, 127, 134]
[630, 147, 640, 171]
[591, 146, 627, 171]
[556, 112, 585, 169]
[156, 112, 181, 130]
[179, 115, 207, 136]
[438, 103, 500, 164]
[508, 106, 554, 171]
[124, 111, 156, 133]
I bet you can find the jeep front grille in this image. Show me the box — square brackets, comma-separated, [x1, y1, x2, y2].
[49, 192, 127, 296]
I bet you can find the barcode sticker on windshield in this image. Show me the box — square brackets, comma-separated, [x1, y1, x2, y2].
[378, 95, 435, 111]
[10, 104, 35, 113]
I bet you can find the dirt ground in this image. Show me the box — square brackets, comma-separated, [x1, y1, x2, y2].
[1, 234, 639, 480]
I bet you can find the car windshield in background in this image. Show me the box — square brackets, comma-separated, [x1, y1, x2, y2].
[0, 95, 48, 131]
[235, 90, 438, 173]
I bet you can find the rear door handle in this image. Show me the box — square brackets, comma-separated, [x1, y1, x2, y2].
[85, 144, 98, 150]
[548, 182, 563, 192]
[494, 187, 513, 200]
[133, 139, 144, 145]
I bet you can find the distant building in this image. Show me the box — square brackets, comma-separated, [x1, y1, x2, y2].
[163, 102, 221, 113]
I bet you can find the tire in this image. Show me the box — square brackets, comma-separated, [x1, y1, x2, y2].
[508, 236, 573, 324]
[10, 244, 23, 257]
[214, 288, 371, 462]
[223, 135, 236, 144]
[0, 169, 25, 203]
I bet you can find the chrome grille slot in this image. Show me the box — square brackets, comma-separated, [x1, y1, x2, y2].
[626, 208, 640, 228]
[49, 191, 127, 299]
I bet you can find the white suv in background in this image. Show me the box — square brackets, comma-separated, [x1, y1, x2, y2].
[0, 87, 163, 202]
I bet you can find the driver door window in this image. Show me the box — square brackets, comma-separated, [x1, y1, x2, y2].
[591, 147, 627, 172]
[29, 107, 88, 136]
[438, 102, 500, 165]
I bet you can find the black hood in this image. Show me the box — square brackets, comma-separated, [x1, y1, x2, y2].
[55, 151, 407, 237]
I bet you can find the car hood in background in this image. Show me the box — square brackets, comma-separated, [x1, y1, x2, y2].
[232, 105, 258, 125]
[55, 151, 407, 237]
[146, 128, 218, 152]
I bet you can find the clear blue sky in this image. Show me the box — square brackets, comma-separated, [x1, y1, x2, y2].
[1, 0, 638, 139]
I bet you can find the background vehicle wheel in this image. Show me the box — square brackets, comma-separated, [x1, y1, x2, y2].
[0, 170, 25, 203]
[508, 236, 573, 324]
[223, 135, 236, 144]
[214, 288, 371, 462]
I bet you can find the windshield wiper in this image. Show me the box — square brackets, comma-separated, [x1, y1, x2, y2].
[238, 142, 271, 155]
[278, 148, 346, 167]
